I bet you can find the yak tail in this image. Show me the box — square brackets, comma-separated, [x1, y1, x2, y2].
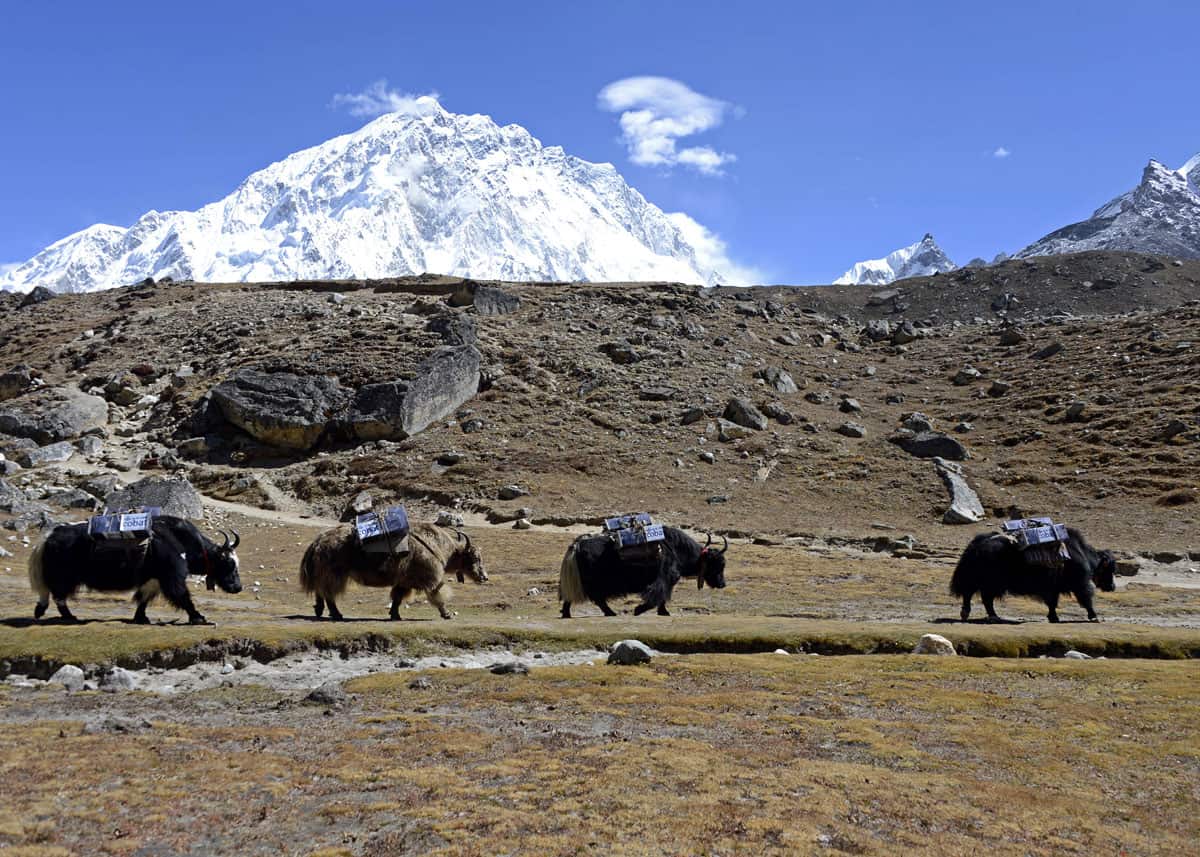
[558, 542, 587, 604]
[299, 541, 318, 595]
[949, 534, 989, 597]
[28, 537, 50, 603]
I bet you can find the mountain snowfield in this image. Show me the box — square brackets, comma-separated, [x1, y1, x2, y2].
[833, 233, 957, 286]
[0, 99, 743, 294]
[1017, 154, 1200, 259]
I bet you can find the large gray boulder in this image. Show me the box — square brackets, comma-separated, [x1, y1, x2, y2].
[210, 370, 350, 451]
[450, 281, 521, 316]
[889, 430, 968, 461]
[607, 640, 655, 665]
[934, 458, 984, 524]
[105, 476, 204, 519]
[723, 398, 768, 431]
[17, 441, 75, 469]
[350, 346, 480, 441]
[756, 367, 799, 395]
[0, 386, 107, 443]
[0, 366, 33, 402]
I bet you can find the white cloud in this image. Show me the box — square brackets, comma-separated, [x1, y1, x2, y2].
[331, 81, 441, 119]
[993, 146, 1011, 159]
[598, 76, 737, 175]
[666, 212, 763, 286]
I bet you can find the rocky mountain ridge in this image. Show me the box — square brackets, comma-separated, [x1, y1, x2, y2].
[834, 234, 957, 286]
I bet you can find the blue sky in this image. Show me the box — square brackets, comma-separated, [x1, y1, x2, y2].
[2, 0, 1198, 284]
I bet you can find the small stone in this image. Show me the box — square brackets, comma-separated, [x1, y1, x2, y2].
[498, 484, 529, 501]
[220, 663, 235, 675]
[513, 518, 532, 530]
[489, 661, 529, 675]
[835, 422, 866, 439]
[717, 418, 756, 442]
[98, 667, 138, 693]
[304, 682, 348, 706]
[699, 451, 716, 463]
[723, 398, 768, 431]
[838, 397, 861, 414]
[607, 640, 655, 665]
[1032, 341, 1064, 360]
[1065, 401, 1087, 421]
[913, 634, 956, 656]
[48, 665, 86, 691]
[901, 412, 933, 433]
[408, 676, 432, 690]
[680, 406, 706, 425]
[988, 380, 1012, 398]
[436, 511, 465, 528]
[526, 587, 541, 597]
[756, 367, 799, 395]
[1063, 650, 1092, 660]
[953, 366, 982, 386]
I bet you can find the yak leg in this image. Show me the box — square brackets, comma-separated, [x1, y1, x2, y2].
[560, 601, 572, 619]
[132, 580, 161, 625]
[657, 604, 670, 616]
[54, 598, 78, 623]
[34, 594, 49, 620]
[960, 593, 972, 621]
[1044, 592, 1061, 623]
[389, 586, 412, 620]
[1074, 587, 1099, 622]
[634, 569, 674, 616]
[324, 596, 344, 621]
[159, 574, 210, 625]
[595, 598, 618, 617]
[427, 585, 453, 620]
[313, 596, 325, 618]
[981, 594, 1003, 623]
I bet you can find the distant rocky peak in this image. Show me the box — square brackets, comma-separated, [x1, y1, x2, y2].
[834, 234, 957, 286]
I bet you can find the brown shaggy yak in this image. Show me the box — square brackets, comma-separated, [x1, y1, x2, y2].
[299, 523, 487, 620]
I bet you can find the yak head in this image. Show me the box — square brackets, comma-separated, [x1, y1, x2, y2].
[1093, 550, 1117, 593]
[206, 530, 243, 594]
[697, 533, 729, 590]
[453, 531, 488, 584]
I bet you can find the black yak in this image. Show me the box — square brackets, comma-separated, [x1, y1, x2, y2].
[558, 528, 728, 619]
[951, 527, 1116, 623]
[299, 523, 487, 620]
[29, 517, 242, 625]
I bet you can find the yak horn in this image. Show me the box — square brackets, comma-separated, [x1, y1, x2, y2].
[719, 535, 729, 555]
[230, 530, 241, 550]
[704, 532, 713, 549]
[457, 531, 472, 551]
[218, 530, 230, 550]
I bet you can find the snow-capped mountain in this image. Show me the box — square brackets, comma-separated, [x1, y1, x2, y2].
[1, 99, 728, 293]
[1017, 154, 1200, 259]
[834, 234, 956, 285]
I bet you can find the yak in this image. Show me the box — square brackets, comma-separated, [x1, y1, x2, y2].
[299, 523, 487, 621]
[951, 527, 1117, 623]
[558, 527, 728, 619]
[29, 516, 242, 625]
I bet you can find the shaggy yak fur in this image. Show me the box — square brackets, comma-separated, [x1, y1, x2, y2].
[950, 527, 1117, 623]
[299, 523, 487, 620]
[29, 517, 242, 625]
[558, 527, 728, 618]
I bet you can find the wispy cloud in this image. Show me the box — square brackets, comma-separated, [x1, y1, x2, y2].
[331, 81, 440, 119]
[993, 146, 1011, 159]
[598, 76, 737, 175]
[666, 212, 763, 286]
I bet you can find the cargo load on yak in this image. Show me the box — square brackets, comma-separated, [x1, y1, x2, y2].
[355, 506, 411, 555]
[1001, 517, 1071, 567]
[87, 507, 161, 554]
[602, 513, 666, 563]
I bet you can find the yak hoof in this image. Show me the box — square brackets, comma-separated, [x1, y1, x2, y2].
[188, 615, 215, 626]
[132, 614, 151, 626]
[33, 604, 47, 620]
[985, 615, 1004, 624]
[1088, 616, 1101, 623]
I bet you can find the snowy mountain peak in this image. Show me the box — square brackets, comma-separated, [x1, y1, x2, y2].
[1018, 152, 1200, 260]
[2, 103, 732, 293]
[834, 234, 956, 286]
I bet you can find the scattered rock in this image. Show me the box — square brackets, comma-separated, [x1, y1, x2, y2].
[891, 322, 918, 345]
[867, 289, 900, 307]
[638, 386, 676, 402]
[106, 476, 203, 519]
[19, 286, 56, 308]
[864, 320, 892, 341]
[834, 422, 866, 439]
[1032, 341, 1065, 360]
[998, 327, 1026, 346]
[913, 634, 956, 656]
[723, 398, 768, 431]
[304, 682, 348, 706]
[1063, 650, 1092, 660]
[0, 366, 33, 402]
[350, 346, 482, 441]
[436, 511, 465, 528]
[98, 667, 139, 693]
[599, 341, 642, 364]
[489, 661, 529, 675]
[1161, 419, 1188, 440]
[987, 380, 1012, 398]
[935, 458, 984, 524]
[498, 484, 529, 501]
[607, 640, 654, 665]
[698, 451, 716, 463]
[838, 397, 861, 414]
[761, 402, 795, 425]
[450, 281, 522, 316]
[17, 441, 76, 469]
[82, 716, 153, 734]
[717, 419, 756, 442]
[408, 676, 433, 690]
[756, 367, 798, 394]
[889, 431, 968, 461]
[1065, 401, 1088, 421]
[953, 366, 982, 386]
[513, 518, 532, 530]
[48, 665, 86, 691]
[0, 386, 108, 443]
[901, 412, 933, 433]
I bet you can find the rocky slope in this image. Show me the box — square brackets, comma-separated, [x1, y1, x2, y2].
[1018, 155, 1200, 259]
[0, 100, 723, 293]
[834, 234, 957, 285]
[0, 252, 1197, 555]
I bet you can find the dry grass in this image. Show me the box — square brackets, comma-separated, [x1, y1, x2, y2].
[0, 655, 1197, 855]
